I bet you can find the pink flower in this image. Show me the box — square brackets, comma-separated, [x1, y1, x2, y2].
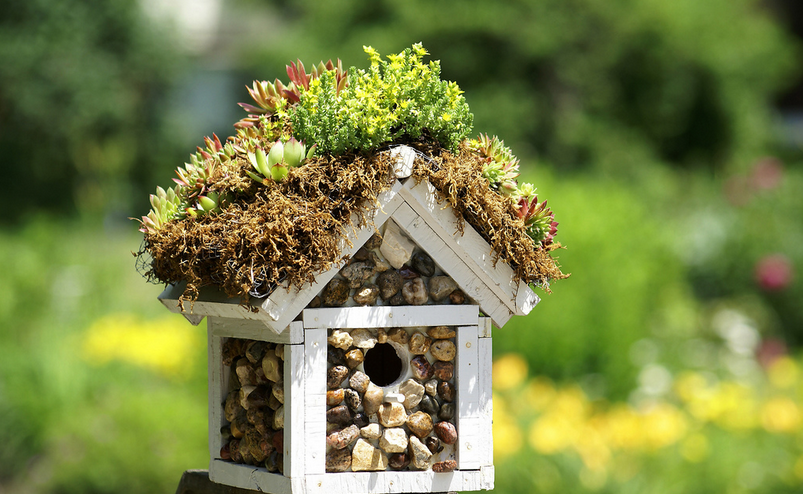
[754, 254, 794, 291]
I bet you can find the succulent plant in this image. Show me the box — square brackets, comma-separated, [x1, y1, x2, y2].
[468, 134, 520, 197]
[136, 186, 184, 234]
[246, 138, 316, 184]
[516, 183, 558, 247]
[184, 190, 231, 218]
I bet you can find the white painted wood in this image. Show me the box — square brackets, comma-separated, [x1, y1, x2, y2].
[285, 342, 306, 479]
[304, 328, 328, 475]
[302, 305, 479, 329]
[210, 318, 304, 345]
[515, 279, 540, 316]
[391, 202, 512, 328]
[389, 145, 416, 179]
[209, 460, 292, 494]
[208, 321, 223, 462]
[158, 283, 272, 326]
[303, 469, 493, 494]
[477, 337, 494, 467]
[478, 317, 492, 339]
[399, 180, 521, 312]
[260, 180, 405, 333]
[456, 325, 481, 470]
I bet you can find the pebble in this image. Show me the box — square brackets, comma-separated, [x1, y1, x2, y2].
[438, 403, 455, 421]
[327, 329, 353, 351]
[245, 341, 268, 364]
[261, 352, 281, 383]
[340, 261, 376, 288]
[380, 221, 416, 270]
[432, 460, 457, 473]
[449, 290, 466, 305]
[326, 424, 360, 450]
[349, 371, 371, 394]
[235, 358, 257, 386]
[411, 251, 435, 277]
[424, 379, 439, 396]
[425, 437, 443, 454]
[326, 388, 344, 406]
[365, 233, 383, 250]
[273, 405, 284, 429]
[384, 393, 405, 404]
[387, 292, 406, 306]
[326, 448, 352, 472]
[408, 333, 432, 355]
[379, 428, 409, 453]
[399, 379, 425, 410]
[376, 270, 403, 300]
[434, 421, 458, 445]
[351, 328, 378, 349]
[352, 412, 370, 428]
[344, 389, 361, 411]
[410, 356, 434, 381]
[388, 453, 410, 470]
[353, 284, 379, 305]
[327, 365, 349, 389]
[427, 326, 456, 339]
[272, 381, 284, 404]
[370, 252, 391, 272]
[438, 381, 455, 403]
[406, 411, 434, 438]
[408, 436, 432, 470]
[432, 361, 454, 381]
[403, 278, 428, 305]
[272, 431, 283, 451]
[362, 383, 384, 417]
[307, 295, 322, 309]
[360, 423, 382, 440]
[428, 276, 458, 302]
[322, 278, 350, 306]
[326, 405, 352, 426]
[265, 450, 281, 472]
[352, 246, 370, 261]
[351, 438, 389, 471]
[430, 340, 456, 361]
[344, 348, 364, 369]
[419, 394, 440, 415]
[387, 328, 409, 345]
[327, 346, 346, 366]
[378, 402, 407, 428]
[376, 328, 388, 344]
[398, 265, 419, 279]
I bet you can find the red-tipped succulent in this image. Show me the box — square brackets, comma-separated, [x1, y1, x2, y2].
[517, 184, 558, 248]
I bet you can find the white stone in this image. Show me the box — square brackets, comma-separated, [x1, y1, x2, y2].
[379, 427, 409, 453]
[351, 328, 377, 349]
[360, 423, 382, 440]
[408, 435, 432, 470]
[351, 438, 389, 471]
[384, 393, 405, 404]
[399, 379, 425, 410]
[328, 329, 353, 350]
[380, 220, 416, 270]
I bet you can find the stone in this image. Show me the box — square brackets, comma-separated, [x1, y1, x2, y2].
[272, 380, 284, 404]
[327, 365, 349, 389]
[245, 340, 268, 364]
[379, 427, 409, 453]
[353, 246, 371, 261]
[388, 453, 410, 470]
[424, 379, 438, 396]
[427, 326, 456, 339]
[326, 405, 352, 426]
[327, 329, 353, 351]
[428, 276, 458, 302]
[377, 328, 388, 344]
[353, 284, 380, 305]
[408, 332, 432, 355]
[273, 405, 284, 429]
[438, 403, 455, 421]
[449, 289, 466, 305]
[430, 340, 456, 361]
[403, 278, 428, 305]
[365, 232, 383, 250]
[419, 394, 440, 415]
[261, 353, 281, 382]
[425, 437, 443, 454]
[387, 327, 409, 345]
[398, 265, 419, 279]
[349, 371, 371, 394]
[351, 439, 389, 471]
[235, 358, 258, 386]
[274, 344, 285, 360]
[340, 261, 376, 288]
[376, 270, 403, 300]
[351, 328, 378, 349]
[344, 389, 361, 411]
[352, 412, 370, 428]
[360, 423, 382, 440]
[377, 402, 407, 427]
[433, 361, 454, 381]
[307, 295, 322, 309]
[380, 221, 416, 270]
[399, 379, 425, 410]
[406, 411, 434, 438]
[327, 346, 346, 366]
[326, 448, 352, 472]
[363, 383, 384, 417]
[410, 355, 434, 381]
[435, 421, 458, 445]
[370, 252, 391, 272]
[272, 431, 283, 452]
[411, 251, 435, 277]
[326, 424, 360, 450]
[408, 436, 432, 470]
[438, 381, 455, 402]
[322, 279, 350, 307]
[388, 292, 406, 306]
[432, 460, 457, 473]
[384, 392, 405, 404]
[344, 348, 364, 369]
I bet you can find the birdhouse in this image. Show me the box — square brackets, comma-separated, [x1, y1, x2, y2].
[157, 146, 541, 494]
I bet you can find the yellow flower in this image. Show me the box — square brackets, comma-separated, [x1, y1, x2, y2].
[761, 397, 802, 433]
[441, 113, 452, 122]
[524, 377, 556, 412]
[529, 412, 576, 454]
[604, 405, 645, 451]
[493, 353, 529, 390]
[641, 402, 688, 450]
[768, 356, 799, 389]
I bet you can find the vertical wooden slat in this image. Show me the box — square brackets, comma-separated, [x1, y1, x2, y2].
[477, 336, 494, 467]
[284, 321, 305, 479]
[456, 325, 481, 470]
[304, 327, 328, 474]
[207, 319, 222, 463]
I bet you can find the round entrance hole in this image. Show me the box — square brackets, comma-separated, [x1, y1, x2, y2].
[363, 343, 404, 387]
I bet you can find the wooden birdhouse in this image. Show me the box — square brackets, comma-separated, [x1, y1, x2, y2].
[157, 146, 541, 494]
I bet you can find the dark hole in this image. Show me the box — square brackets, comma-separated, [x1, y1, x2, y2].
[363, 343, 403, 387]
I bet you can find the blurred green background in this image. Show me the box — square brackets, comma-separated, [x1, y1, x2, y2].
[2, 0, 802, 492]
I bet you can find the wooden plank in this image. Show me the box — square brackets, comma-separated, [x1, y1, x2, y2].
[209, 460, 291, 494]
[388, 145, 417, 179]
[399, 180, 521, 312]
[302, 305, 478, 329]
[260, 181, 405, 333]
[207, 321, 224, 463]
[477, 337, 494, 467]
[210, 318, 304, 345]
[515, 280, 540, 316]
[284, 341, 306, 479]
[304, 328, 328, 475]
[303, 469, 493, 494]
[478, 317, 492, 339]
[391, 203, 511, 328]
[456, 325, 481, 470]
[158, 283, 273, 327]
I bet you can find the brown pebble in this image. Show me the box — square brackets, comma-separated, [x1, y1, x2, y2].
[427, 326, 456, 339]
[432, 460, 457, 472]
[327, 388, 345, 406]
[410, 355, 434, 381]
[432, 361, 454, 381]
[434, 421, 458, 445]
[388, 453, 410, 470]
[327, 365, 349, 389]
[387, 327, 409, 345]
[438, 381, 455, 402]
[344, 348, 364, 369]
[326, 405, 352, 426]
[449, 290, 465, 305]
